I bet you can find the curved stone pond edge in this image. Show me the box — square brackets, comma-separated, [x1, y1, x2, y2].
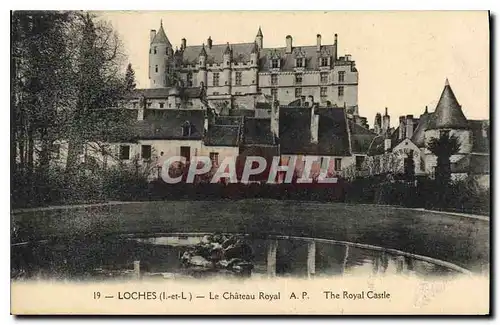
[11, 199, 490, 273]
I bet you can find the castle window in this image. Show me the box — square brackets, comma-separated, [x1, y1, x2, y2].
[271, 59, 279, 69]
[141, 145, 152, 160]
[210, 152, 219, 165]
[213, 72, 220, 86]
[320, 87, 328, 98]
[295, 73, 303, 85]
[296, 58, 304, 68]
[154, 47, 157, 54]
[213, 92, 219, 95]
[132, 102, 137, 108]
[271, 74, 278, 85]
[295, 88, 302, 98]
[320, 72, 328, 84]
[320, 157, 329, 171]
[334, 158, 342, 171]
[355, 155, 365, 170]
[271, 88, 278, 98]
[338, 86, 344, 97]
[338, 71, 345, 83]
[159, 102, 164, 108]
[187, 72, 193, 87]
[321, 57, 329, 67]
[155, 65, 158, 73]
[235, 72, 242, 86]
[147, 102, 152, 108]
[119, 145, 130, 160]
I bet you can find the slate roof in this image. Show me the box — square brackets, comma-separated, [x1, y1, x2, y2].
[349, 120, 378, 154]
[135, 109, 204, 140]
[128, 87, 203, 99]
[181, 43, 257, 65]
[428, 79, 469, 130]
[411, 112, 433, 147]
[151, 24, 172, 47]
[179, 42, 343, 70]
[260, 45, 339, 72]
[278, 105, 351, 156]
[204, 124, 241, 146]
[243, 118, 275, 145]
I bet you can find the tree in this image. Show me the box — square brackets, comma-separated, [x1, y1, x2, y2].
[64, 12, 130, 180]
[125, 63, 136, 91]
[427, 132, 460, 187]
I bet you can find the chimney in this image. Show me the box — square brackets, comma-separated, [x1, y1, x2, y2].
[398, 116, 406, 140]
[310, 105, 319, 144]
[316, 34, 321, 52]
[271, 98, 279, 137]
[384, 138, 392, 151]
[405, 114, 414, 139]
[286, 35, 293, 54]
[334, 33, 338, 60]
[382, 107, 390, 133]
[308, 95, 315, 106]
[137, 105, 144, 121]
[181, 38, 186, 50]
[150, 29, 156, 43]
[207, 36, 213, 49]
[374, 113, 382, 134]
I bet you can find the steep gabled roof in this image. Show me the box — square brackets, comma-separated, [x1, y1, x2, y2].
[135, 109, 204, 140]
[428, 79, 468, 130]
[243, 118, 275, 145]
[411, 111, 433, 147]
[349, 120, 378, 154]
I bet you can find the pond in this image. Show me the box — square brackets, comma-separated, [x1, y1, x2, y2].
[11, 233, 467, 281]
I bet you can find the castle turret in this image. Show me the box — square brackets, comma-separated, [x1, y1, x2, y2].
[255, 26, 263, 49]
[223, 43, 232, 94]
[149, 20, 173, 88]
[424, 78, 472, 154]
[197, 44, 208, 88]
[249, 42, 259, 94]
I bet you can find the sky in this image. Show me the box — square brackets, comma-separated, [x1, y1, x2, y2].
[99, 11, 490, 124]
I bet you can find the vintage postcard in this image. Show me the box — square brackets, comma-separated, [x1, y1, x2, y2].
[10, 10, 490, 315]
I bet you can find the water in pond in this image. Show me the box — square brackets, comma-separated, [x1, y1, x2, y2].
[11, 234, 462, 281]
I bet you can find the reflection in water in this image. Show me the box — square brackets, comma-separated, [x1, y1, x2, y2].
[11, 234, 461, 281]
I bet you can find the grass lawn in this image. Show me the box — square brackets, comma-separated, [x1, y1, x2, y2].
[11, 199, 489, 273]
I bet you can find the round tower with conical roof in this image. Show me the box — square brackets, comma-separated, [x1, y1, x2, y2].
[423, 79, 472, 173]
[149, 20, 173, 88]
[255, 27, 263, 49]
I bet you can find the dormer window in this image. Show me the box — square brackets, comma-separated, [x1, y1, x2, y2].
[271, 59, 279, 69]
[320, 57, 329, 67]
[182, 121, 193, 136]
[296, 58, 304, 68]
[187, 72, 193, 87]
[338, 71, 345, 82]
[154, 47, 157, 54]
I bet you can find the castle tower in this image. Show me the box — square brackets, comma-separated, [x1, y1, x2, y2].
[149, 20, 173, 88]
[423, 78, 472, 173]
[249, 42, 259, 94]
[255, 26, 263, 49]
[197, 44, 208, 88]
[223, 43, 232, 95]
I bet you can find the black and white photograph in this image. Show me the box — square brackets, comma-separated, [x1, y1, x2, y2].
[9, 10, 490, 315]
